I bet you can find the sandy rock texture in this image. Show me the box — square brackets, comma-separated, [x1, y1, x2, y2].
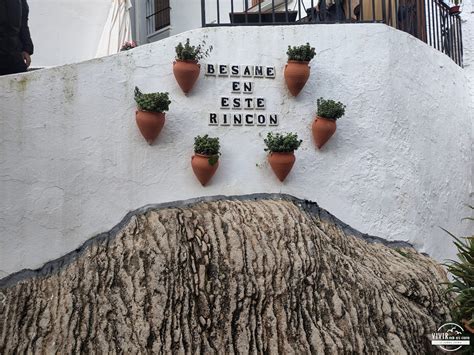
[0, 196, 450, 354]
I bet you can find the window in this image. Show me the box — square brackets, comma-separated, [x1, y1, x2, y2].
[146, 0, 170, 34]
[154, 0, 170, 31]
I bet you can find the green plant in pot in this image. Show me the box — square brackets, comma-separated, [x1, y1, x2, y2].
[134, 86, 171, 145]
[312, 98, 346, 149]
[191, 134, 220, 186]
[264, 132, 302, 182]
[284, 43, 316, 97]
[173, 38, 212, 94]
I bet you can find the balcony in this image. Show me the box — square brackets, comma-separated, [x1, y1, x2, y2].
[200, 0, 463, 66]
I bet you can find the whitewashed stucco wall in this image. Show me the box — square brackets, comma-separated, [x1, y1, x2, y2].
[461, 0, 474, 197]
[0, 24, 472, 278]
[168, 0, 242, 37]
[28, 0, 111, 67]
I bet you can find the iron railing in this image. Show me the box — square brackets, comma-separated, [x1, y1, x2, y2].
[200, 0, 463, 66]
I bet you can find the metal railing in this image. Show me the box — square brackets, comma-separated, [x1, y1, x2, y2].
[424, 0, 463, 66]
[200, 0, 463, 66]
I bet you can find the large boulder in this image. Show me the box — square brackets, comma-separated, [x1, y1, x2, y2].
[0, 195, 450, 353]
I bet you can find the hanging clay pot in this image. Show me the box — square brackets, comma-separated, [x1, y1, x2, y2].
[449, 5, 461, 14]
[312, 116, 336, 149]
[284, 61, 310, 97]
[268, 152, 296, 182]
[191, 154, 219, 186]
[173, 60, 201, 94]
[135, 110, 165, 145]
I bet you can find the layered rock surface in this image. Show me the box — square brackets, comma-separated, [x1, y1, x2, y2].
[0, 195, 450, 353]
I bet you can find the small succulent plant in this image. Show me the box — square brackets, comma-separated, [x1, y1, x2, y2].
[264, 132, 302, 153]
[287, 43, 316, 62]
[194, 135, 220, 165]
[134, 87, 171, 113]
[175, 39, 213, 61]
[316, 98, 346, 120]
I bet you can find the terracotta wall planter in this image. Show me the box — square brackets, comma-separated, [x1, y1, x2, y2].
[135, 110, 165, 145]
[173, 60, 200, 94]
[191, 154, 219, 186]
[449, 5, 461, 14]
[312, 116, 336, 149]
[268, 152, 295, 182]
[284, 61, 310, 97]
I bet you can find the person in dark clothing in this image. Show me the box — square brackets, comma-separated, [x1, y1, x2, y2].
[0, 0, 34, 76]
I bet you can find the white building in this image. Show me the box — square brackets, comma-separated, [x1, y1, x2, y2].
[28, 0, 209, 67]
[29, 0, 463, 67]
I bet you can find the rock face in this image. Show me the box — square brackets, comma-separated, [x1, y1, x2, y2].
[0, 195, 450, 354]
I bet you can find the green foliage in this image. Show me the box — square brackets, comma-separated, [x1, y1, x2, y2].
[264, 132, 302, 153]
[175, 38, 213, 61]
[194, 135, 220, 165]
[463, 205, 474, 222]
[453, 0, 462, 5]
[134, 87, 171, 112]
[286, 43, 316, 62]
[316, 98, 346, 120]
[394, 248, 412, 259]
[443, 205, 474, 353]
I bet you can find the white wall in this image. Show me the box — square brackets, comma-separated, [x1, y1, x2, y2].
[167, 0, 241, 36]
[28, 0, 111, 67]
[461, 0, 474, 198]
[171, 0, 202, 33]
[0, 24, 472, 278]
